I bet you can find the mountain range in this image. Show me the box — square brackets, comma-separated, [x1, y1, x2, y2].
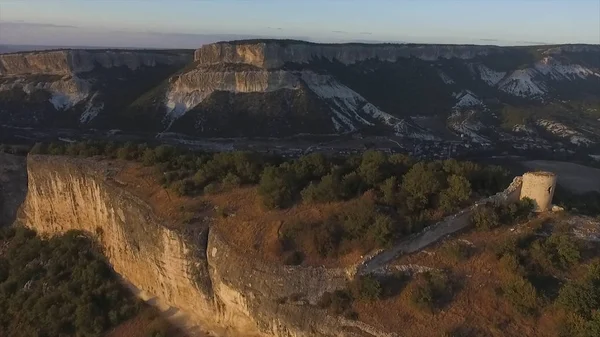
[1, 40, 599, 152]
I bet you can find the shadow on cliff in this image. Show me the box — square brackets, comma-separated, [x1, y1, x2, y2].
[0, 153, 28, 227]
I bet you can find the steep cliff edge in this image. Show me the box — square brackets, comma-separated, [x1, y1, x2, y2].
[0, 49, 192, 76]
[14, 155, 538, 336]
[193, 40, 505, 68]
[17, 155, 391, 337]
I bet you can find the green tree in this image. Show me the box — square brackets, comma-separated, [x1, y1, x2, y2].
[502, 276, 540, 315]
[301, 174, 342, 204]
[358, 150, 389, 186]
[222, 172, 242, 189]
[379, 177, 399, 206]
[142, 148, 157, 166]
[471, 205, 501, 230]
[258, 166, 296, 209]
[401, 162, 443, 211]
[439, 175, 472, 212]
[293, 153, 329, 183]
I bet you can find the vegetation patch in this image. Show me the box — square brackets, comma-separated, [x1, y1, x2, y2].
[471, 198, 534, 231]
[408, 270, 455, 313]
[0, 226, 140, 337]
[29, 142, 512, 263]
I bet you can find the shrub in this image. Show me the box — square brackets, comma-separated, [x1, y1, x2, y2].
[47, 142, 65, 155]
[171, 179, 195, 197]
[499, 253, 524, 275]
[301, 174, 342, 204]
[492, 236, 519, 258]
[548, 234, 581, 269]
[472, 205, 501, 230]
[222, 172, 242, 189]
[203, 182, 220, 195]
[142, 148, 157, 166]
[116, 142, 137, 160]
[350, 274, 382, 301]
[585, 311, 600, 337]
[442, 241, 471, 262]
[557, 279, 599, 317]
[370, 214, 394, 247]
[500, 198, 534, 223]
[153, 145, 175, 163]
[258, 166, 296, 209]
[409, 270, 453, 312]
[318, 290, 354, 315]
[501, 276, 540, 315]
[339, 199, 377, 239]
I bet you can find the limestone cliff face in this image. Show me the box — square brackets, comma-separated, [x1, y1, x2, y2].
[0, 49, 192, 126]
[0, 49, 191, 76]
[18, 156, 221, 331]
[165, 68, 301, 116]
[194, 41, 503, 69]
[18, 156, 386, 337]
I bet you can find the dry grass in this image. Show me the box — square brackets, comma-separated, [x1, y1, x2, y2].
[113, 162, 212, 227]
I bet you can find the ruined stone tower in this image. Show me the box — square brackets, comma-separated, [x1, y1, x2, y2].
[520, 171, 558, 212]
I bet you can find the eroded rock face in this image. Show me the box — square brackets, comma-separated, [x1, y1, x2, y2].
[17, 156, 386, 337]
[194, 41, 504, 69]
[0, 49, 192, 127]
[15, 156, 534, 336]
[0, 50, 191, 76]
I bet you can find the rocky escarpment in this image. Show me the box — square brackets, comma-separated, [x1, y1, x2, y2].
[193, 40, 506, 69]
[14, 155, 534, 336]
[160, 40, 600, 141]
[0, 49, 191, 76]
[17, 155, 394, 337]
[2, 40, 600, 149]
[0, 49, 192, 128]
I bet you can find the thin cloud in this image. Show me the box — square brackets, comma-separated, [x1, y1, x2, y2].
[332, 30, 349, 34]
[0, 21, 78, 29]
[516, 40, 550, 45]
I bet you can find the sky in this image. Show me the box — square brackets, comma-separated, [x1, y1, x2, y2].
[0, 0, 599, 48]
